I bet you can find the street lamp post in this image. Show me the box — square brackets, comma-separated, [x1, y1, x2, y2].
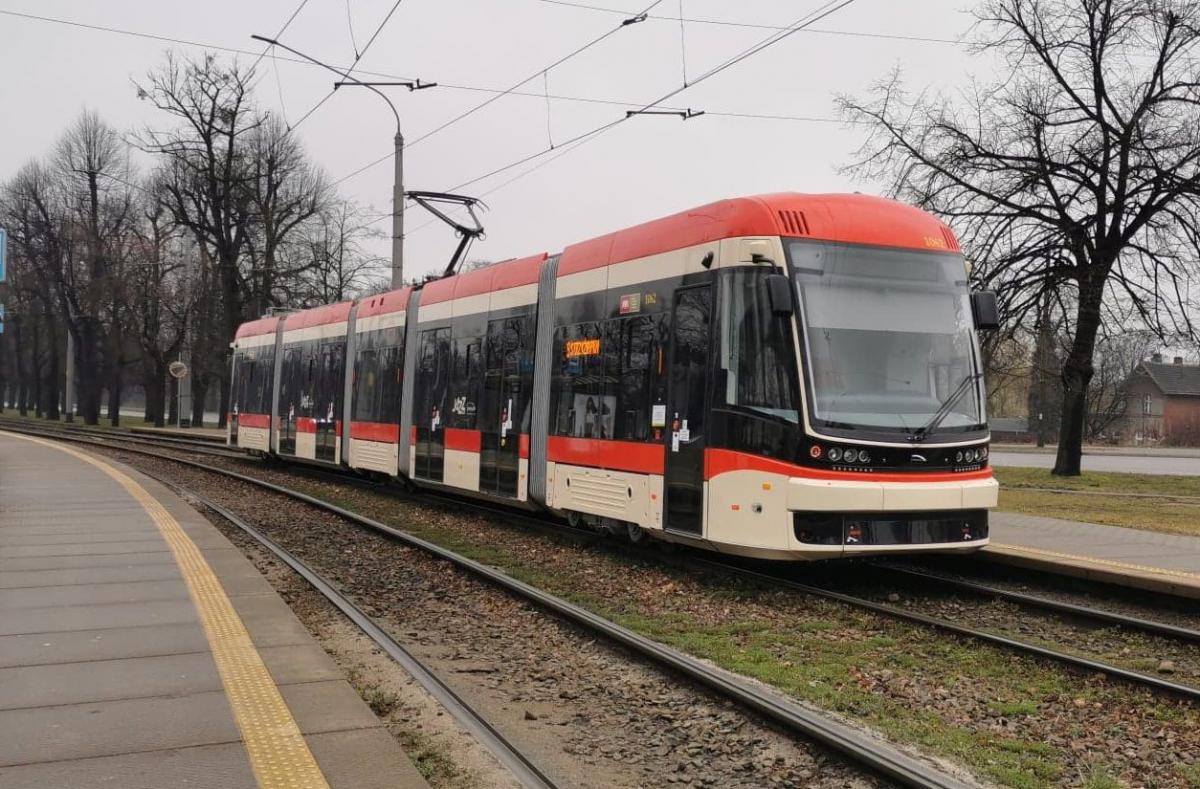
[249, 34, 434, 290]
[332, 80, 436, 289]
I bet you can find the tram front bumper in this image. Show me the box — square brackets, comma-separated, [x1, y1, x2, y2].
[786, 473, 998, 512]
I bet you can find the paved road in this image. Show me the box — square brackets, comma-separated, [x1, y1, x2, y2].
[991, 451, 1200, 476]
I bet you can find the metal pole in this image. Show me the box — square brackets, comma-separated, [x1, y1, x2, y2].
[392, 130, 405, 288]
[64, 330, 75, 423]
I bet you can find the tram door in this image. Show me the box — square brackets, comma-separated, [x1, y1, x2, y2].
[413, 328, 450, 481]
[479, 317, 525, 497]
[663, 286, 712, 535]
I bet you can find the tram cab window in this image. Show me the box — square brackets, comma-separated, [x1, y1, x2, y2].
[717, 268, 801, 422]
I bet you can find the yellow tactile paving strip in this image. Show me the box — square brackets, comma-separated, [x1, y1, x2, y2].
[991, 542, 1200, 582]
[3, 432, 330, 789]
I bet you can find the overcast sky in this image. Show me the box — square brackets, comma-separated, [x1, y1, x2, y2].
[1, 0, 980, 282]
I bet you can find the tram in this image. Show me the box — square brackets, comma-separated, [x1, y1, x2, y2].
[229, 193, 999, 559]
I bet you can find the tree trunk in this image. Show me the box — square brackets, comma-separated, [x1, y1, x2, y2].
[108, 358, 122, 426]
[72, 317, 104, 425]
[168, 374, 179, 425]
[30, 318, 43, 419]
[41, 319, 61, 420]
[1053, 273, 1106, 476]
[191, 373, 209, 428]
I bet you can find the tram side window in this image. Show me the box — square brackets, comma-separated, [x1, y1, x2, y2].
[314, 342, 344, 422]
[551, 321, 612, 439]
[278, 346, 303, 418]
[449, 337, 483, 429]
[353, 341, 380, 423]
[718, 269, 801, 422]
[614, 315, 666, 441]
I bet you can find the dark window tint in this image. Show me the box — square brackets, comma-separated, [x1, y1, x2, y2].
[716, 268, 801, 422]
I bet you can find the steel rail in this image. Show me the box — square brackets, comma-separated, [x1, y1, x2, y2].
[872, 562, 1200, 644]
[149, 475, 560, 789]
[693, 558, 1200, 703]
[0, 424, 971, 789]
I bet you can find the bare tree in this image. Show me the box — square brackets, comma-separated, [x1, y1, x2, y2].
[294, 199, 386, 305]
[54, 111, 135, 424]
[241, 115, 331, 313]
[840, 0, 1200, 475]
[136, 53, 262, 427]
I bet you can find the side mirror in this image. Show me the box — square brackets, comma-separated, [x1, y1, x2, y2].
[970, 290, 1000, 331]
[764, 273, 794, 316]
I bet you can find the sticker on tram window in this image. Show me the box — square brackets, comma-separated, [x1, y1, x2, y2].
[565, 338, 601, 358]
[619, 293, 642, 314]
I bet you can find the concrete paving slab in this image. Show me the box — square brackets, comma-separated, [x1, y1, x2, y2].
[306, 728, 430, 789]
[0, 552, 173, 572]
[0, 599, 201, 636]
[0, 742, 257, 789]
[0, 539, 176, 558]
[0, 578, 190, 609]
[0, 624, 210, 668]
[0, 691, 243, 766]
[0, 563, 185, 589]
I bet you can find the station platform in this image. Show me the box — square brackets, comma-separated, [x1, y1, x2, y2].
[986, 511, 1200, 599]
[0, 431, 428, 789]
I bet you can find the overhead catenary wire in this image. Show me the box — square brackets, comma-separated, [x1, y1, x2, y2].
[283, 0, 406, 133]
[249, 0, 311, 71]
[528, 0, 964, 45]
[394, 0, 859, 238]
[330, 0, 668, 187]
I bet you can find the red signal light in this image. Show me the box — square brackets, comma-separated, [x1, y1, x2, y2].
[809, 445, 823, 459]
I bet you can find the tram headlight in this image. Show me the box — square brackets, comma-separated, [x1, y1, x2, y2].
[828, 447, 842, 462]
[844, 449, 859, 463]
[955, 451, 964, 463]
[858, 450, 870, 464]
[981, 445, 989, 460]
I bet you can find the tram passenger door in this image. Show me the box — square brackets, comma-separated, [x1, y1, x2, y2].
[479, 318, 524, 497]
[664, 286, 711, 536]
[414, 328, 450, 481]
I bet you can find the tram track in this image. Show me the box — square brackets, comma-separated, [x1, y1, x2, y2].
[0, 420, 961, 788]
[4, 417, 1198, 704]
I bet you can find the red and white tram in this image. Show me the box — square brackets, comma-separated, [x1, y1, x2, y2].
[229, 193, 999, 559]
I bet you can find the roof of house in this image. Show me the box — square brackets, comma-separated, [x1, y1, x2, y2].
[1135, 361, 1200, 396]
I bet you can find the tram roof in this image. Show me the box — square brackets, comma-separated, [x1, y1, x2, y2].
[557, 193, 962, 276]
[356, 286, 414, 319]
[280, 301, 354, 331]
[234, 315, 281, 340]
[419, 253, 547, 307]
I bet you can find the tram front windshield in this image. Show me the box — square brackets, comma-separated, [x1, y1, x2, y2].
[788, 240, 983, 435]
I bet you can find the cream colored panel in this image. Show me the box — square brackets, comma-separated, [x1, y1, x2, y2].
[235, 333, 277, 349]
[408, 446, 416, 478]
[489, 283, 539, 311]
[550, 463, 653, 528]
[607, 249, 686, 288]
[444, 448, 480, 492]
[706, 471, 791, 550]
[451, 292, 491, 319]
[281, 323, 348, 344]
[787, 478, 884, 511]
[717, 237, 786, 269]
[295, 431, 316, 460]
[518, 457, 529, 502]
[882, 483, 964, 511]
[237, 426, 270, 453]
[354, 311, 406, 334]
[649, 474, 664, 529]
[961, 477, 1000, 509]
[418, 301, 453, 323]
[556, 267, 607, 298]
[349, 438, 399, 475]
[544, 462, 558, 507]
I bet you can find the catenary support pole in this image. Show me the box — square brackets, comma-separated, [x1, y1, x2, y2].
[392, 130, 405, 288]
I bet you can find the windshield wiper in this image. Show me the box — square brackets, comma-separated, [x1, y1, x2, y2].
[911, 373, 981, 442]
